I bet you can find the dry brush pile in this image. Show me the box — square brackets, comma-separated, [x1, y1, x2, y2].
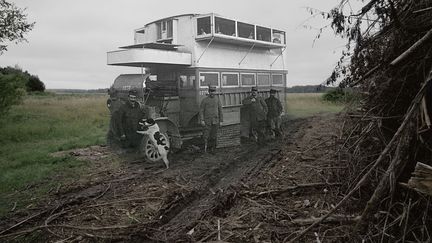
[306, 0, 432, 242]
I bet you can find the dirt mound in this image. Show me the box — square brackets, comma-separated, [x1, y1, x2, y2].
[0, 114, 354, 242]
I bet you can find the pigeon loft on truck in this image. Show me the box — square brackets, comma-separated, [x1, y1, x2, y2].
[106, 13, 288, 161]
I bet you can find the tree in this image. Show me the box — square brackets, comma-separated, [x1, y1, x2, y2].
[0, 73, 26, 117]
[0, 0, 35, 54]
[26, 74, 45, 92]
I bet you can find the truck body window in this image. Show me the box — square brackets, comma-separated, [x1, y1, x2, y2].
[197, 17, 211, 35]
[256, 26, 271, 42]
[241, 73, 256, 86]
[215, 17, 236, 36]
[238, 22, 254, 39]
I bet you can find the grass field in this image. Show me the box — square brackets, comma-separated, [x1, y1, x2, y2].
[285, 93, 344, 119]
[0, 93, 109, 216]
[0, 92, 343, 216]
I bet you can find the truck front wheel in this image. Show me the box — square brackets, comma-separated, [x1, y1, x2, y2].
[140, 133, 170, 162]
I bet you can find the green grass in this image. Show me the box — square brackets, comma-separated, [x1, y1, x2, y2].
[285, 93, 345, 119]
[0, 94, 109, 216]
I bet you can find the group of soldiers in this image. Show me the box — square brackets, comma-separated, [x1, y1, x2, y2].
[199, 86, 283, 152]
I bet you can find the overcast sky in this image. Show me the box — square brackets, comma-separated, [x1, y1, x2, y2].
[0, 0, 351, 89]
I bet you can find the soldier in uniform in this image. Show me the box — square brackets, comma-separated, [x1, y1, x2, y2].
[265, 88, 283, 137]
[117, 90, 144, 148]
[199, 86, 223, 153]
[242, 86, 268, 145]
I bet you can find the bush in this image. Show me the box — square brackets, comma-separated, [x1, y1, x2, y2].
[322, 88, 356, 103]
[0, 73, 27, 117]
[0, 66, 45, 92]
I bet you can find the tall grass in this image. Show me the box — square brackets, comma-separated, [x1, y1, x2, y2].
[285, 93, 344, 119]
[0, 94, 109, 216]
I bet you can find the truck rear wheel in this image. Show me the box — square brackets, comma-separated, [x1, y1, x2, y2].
[140, 133, 170, 162]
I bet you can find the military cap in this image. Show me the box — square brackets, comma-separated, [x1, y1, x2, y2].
[270, 88, 277, 94]
[251, 86, 258, 92]
[208, 86, 217, 92]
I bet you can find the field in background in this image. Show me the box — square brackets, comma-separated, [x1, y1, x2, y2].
[0, 94, 110, 216]
[0, 92, 344, 216]
[285, 93, 344, 118]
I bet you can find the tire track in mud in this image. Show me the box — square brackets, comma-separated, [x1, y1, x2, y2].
[139, 118, 308, 242]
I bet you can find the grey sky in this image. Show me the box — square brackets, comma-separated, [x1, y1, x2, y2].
[0, 0, 349, 89]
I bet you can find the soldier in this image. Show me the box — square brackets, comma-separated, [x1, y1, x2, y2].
[265, 89, 283, 137]
[199, 86, 223, 153]
[242, 86, 268, 145]
[118, 90, 144, 148]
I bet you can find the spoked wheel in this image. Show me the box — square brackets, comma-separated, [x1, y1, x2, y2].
[140, 133, 170, 162]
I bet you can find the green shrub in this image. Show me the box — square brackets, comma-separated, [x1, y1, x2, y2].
[0, 66, 45, 92]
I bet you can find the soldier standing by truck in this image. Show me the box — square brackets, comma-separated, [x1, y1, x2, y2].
[199, 86, 223, 153]
[265, 89, 283, 138]
[108, 89, 144, 148]
[242, 86, 268, 145]
[120, 90, 144, 148]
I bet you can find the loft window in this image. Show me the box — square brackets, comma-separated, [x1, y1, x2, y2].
[197, 16, 211, 35]
[238, 22, 254, 39]
[272, 29, 285, 44]
[214, 17, 236, 36]
[157, 20, 173, 40]
[221, 73, 239, 87]
[166, 20, 173, 38]
[241, 73, 256, 86]
[135, 28, 146, 43]
[199, 72, 219, 87]
[257, 74, 270, 86]
[256, 26, 271, 42]
[272, 74, 284, 86]
[157, 22, 161, 39]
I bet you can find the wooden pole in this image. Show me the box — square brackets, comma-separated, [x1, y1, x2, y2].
[390, 28, 432, 66]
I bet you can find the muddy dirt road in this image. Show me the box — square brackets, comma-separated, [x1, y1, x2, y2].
[0, 114, 356, 242]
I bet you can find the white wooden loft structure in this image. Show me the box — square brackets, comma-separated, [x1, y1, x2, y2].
[107, 13, 287, 72]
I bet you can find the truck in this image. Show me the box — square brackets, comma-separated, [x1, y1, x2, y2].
[106, 13, 287, 162]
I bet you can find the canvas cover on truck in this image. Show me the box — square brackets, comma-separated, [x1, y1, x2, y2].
[110, 74, 150, 99]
